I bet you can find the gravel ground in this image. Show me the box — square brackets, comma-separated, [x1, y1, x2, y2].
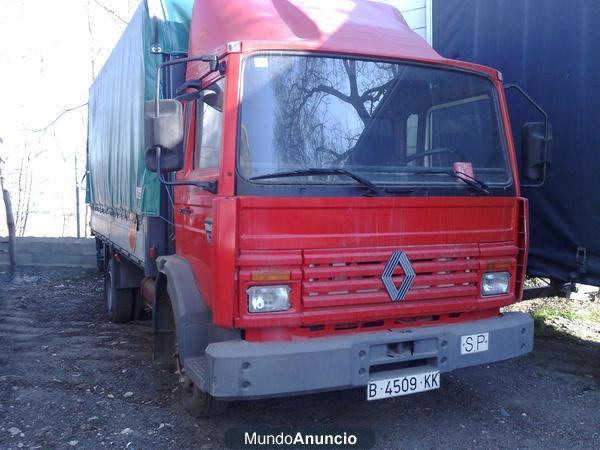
[0, 270, 599, 449]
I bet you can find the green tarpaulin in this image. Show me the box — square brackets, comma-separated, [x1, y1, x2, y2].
[87, 0, 193, 217]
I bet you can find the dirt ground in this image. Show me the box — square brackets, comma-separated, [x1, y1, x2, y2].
[1, 269, 599, 449]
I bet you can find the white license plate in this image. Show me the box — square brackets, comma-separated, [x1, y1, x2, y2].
[460, 332, 489, 355]
[367, 370, 440, 401]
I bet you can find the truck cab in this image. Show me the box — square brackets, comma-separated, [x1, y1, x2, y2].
[100, 0, 549, 417]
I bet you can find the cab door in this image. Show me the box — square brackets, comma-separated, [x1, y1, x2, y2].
[174, 78, 225, 306]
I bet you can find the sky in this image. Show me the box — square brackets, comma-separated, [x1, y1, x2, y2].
[0, 0, 138, 237]
[0, 0, 416, 238]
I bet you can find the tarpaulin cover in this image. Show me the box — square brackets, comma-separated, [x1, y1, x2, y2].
[432, 0, 600, 286]
[88, 0, 193, 217]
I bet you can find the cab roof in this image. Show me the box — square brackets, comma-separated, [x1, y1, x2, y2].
[186, 0, 484, 79]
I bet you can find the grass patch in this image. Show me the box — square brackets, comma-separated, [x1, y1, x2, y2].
[531, 306, 576, 322]
[581, 310, 600, 322]
[523, 277, 550, 288]
[511, 296, 600, 343]
[531, 305, 600, 324]
[529, 307, 562, 337]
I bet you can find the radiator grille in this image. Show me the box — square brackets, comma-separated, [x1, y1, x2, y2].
[302, 245, 481, 309]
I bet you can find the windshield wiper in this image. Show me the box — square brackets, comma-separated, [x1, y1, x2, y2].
[415, 169, 491, 195]
[249, 168, 385, 196]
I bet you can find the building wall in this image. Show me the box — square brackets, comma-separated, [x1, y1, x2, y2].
[376, 0, 432, 44]
[0, 237, 97, 269]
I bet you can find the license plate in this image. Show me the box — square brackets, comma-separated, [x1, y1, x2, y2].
[460, 332, 489, 355]
[367, 370, 440, 401]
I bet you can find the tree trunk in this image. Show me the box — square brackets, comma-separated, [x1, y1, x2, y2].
[2, 188, 17, 272]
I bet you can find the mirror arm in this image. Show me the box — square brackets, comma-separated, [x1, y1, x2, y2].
[176, 79, 202, 96]
[154, 147, 218, 194]
[504, 83, 550, 188]
[174, 90, 203, 103]
[155, 54, 222, 116]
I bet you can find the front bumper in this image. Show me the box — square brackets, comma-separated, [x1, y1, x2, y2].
[184, 312, 533, 400]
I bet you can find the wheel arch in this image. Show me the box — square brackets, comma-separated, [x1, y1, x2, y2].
[153, 255, 239, 362]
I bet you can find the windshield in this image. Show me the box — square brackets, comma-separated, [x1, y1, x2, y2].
[238, 54, 511, 190]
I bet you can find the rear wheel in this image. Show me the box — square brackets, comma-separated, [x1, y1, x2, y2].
[95, 238, 105, 272]
[104, 259, 134, 323]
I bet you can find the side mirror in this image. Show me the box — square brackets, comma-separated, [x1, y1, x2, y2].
[144, 99, 184, 173]
[504, 84, 551, 187]
[521, 122, 552, 181]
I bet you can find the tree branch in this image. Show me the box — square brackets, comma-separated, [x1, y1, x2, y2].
[31, 103, 88, 133]
[92, 0, 127, 25]
[360, 79, 396, 103]
[315, 85, 352, 103]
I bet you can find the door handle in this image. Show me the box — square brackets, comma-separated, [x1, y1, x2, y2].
[178, 207, 192, 215]
[204, 217, 213, 244]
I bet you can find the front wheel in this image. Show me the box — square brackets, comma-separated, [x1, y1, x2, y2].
[180, 372, 228, 417]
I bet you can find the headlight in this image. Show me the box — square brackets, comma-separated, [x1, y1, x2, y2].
[481, 272, 510, 296]
[247, 285, 291, 313]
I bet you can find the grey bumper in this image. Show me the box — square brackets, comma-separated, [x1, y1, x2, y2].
[184, 312, 533, 400]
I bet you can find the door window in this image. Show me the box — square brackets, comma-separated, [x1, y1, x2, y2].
[194, 79, 225, 169]
[406, 113, 419, 165]
[428, 96, 502, 168]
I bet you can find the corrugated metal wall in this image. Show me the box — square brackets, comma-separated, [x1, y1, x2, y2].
[376, 0, 431, 44]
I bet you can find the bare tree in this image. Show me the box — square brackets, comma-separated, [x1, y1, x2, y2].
[273, 57, 398, 169]
[92, 0, 127, 25]
[1, 1, 135, 239]
[0, 138, 17, 273]
[30, 103, 89, 134]
[15, 145, 33, 236]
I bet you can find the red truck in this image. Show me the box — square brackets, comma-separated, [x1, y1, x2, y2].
[88, 0, 551, 417]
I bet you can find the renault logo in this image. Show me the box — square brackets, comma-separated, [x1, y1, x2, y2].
[381, 252, 416, 302]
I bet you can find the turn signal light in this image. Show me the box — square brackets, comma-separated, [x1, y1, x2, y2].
[486, 260, 513, 270]
[251, 269, 291, 282]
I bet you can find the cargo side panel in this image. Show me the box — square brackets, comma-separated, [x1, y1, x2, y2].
[87, 0, 193, 218]
[87, 0, 193, 268]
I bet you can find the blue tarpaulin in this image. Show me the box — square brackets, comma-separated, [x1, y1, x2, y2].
[432, 0, 600, 286]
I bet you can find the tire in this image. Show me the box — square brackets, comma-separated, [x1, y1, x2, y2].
[95, 238, 105, 272]
[180, 374, 229, 418]
[156, 284, 228, 418]
[104, 259, 134, 323]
